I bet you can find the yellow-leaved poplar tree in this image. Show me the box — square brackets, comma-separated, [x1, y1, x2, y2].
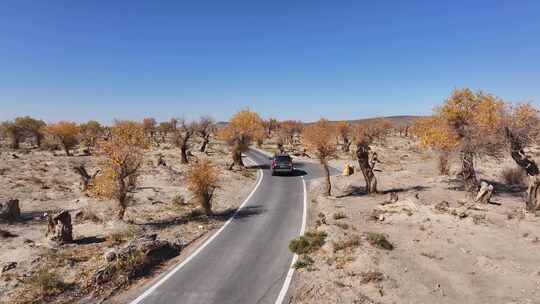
[413, 88, 506, 193]
[353, 119, 391, 194]
[218, 110, 265, 169]
[302, 119, 337, 196]
[335, 121, 351, 152]
[505, 103, 540, 210]
[44, 121, 80, 156]
[91, 120, 150, 220]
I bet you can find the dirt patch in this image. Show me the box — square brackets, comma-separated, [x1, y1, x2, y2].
[0, 139, 257, 303]
[289, 135, 540, 304]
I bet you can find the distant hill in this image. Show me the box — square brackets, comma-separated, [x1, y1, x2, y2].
[334, 115, 423, 128]
[216, 115, 423, 129]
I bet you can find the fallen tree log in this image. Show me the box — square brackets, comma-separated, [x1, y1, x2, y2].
[92, 234, 182, 286]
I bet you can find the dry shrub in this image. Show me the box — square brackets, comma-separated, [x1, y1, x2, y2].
[79, 120, 103, 149]
[105, 227, 137, 246]
[333, 235, 360, 253]
[501, 167, 527, 187]
[360, 271, 384, 284]
[185, 158, 220, 215]
[293, 255, 315, 270]
[43, 121, 80, 156]
[367, 232, 394, 250]
[289, 230, 327, 255]
[10, 267, 70, 304]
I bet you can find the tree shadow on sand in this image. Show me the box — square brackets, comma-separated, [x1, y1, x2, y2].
[134, 205, 266, 229]
[335, 185, 430, 198]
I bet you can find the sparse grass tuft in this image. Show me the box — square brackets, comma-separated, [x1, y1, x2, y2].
[367, 232, 394, 250]
[105, 227, 137, 246]
[289, 230, 327, 255]
[28, 267, 68, 298]
[360, 271, 384, 284]
[333, 235, 360, 252]
[294, 255, 315, 270]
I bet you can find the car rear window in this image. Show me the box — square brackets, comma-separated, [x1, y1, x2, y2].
[275, 155, 292, 162]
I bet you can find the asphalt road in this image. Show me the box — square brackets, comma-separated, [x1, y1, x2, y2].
[130, 149, 328, 304]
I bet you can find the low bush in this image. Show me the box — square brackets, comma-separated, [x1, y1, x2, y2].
[289, 230, 327, 255]
[367, 232, 394, 250]
[29, 267, 68, 298]
[293, 255, 314, 270]
[333, 235, 360, 252]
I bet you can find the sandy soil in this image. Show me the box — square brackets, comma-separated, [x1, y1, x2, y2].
[288, 135, 540, 304]
[0, 139, 257, 303]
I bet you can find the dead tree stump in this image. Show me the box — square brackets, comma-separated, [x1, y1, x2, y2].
[475, 181, 494, 204]
[0, 199, 20, 222]
[46, 210, 73, 245]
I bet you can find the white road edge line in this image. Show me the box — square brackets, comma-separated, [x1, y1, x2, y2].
[274, 175, 308, 304]
[129, 157, 264, 304]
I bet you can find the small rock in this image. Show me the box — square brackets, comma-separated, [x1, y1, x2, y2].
[104, 250, 117, 262]
[378, 214, 385, 222]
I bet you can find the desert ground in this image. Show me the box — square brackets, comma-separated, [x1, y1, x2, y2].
[281, 135, 540, 304]
[0, 138, 257, 304]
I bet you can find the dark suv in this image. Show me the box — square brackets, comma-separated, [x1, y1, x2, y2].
[271, 153, 294, 176]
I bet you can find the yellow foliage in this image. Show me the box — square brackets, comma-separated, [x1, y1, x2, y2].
[354, 119, 391, 144]
[218, 109, 265, 151]
[186, 159, 220, 198]
[44, 121, 80, 155]
[335, 121, 350, 139]
[90, 121, 149, 200]
[510, 102, 539, 130]
[415, 88, 507, 153]
[411, 117, 459, 151]
[302, 119, 337, 162]
[79, 120, 103, 147]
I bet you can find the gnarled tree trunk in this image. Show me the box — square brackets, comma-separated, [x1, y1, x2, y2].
[356, 143, 378, 194]
[180, 144, 189, 164]
[460, 150, 478, 193]
[116, 177, 128, 220]
[199, 136, 209, 152]
[229, 145, 245, 170]
[342, 138, 351, 152]
[506, 127, 540, 211]
[46, 210, 73, 245]
[323, 162, 332, 196]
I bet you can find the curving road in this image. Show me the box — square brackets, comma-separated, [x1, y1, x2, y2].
[129, 149, 327, 304]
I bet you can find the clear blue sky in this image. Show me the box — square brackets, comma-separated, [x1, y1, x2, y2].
[1, 1, 539, 123]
